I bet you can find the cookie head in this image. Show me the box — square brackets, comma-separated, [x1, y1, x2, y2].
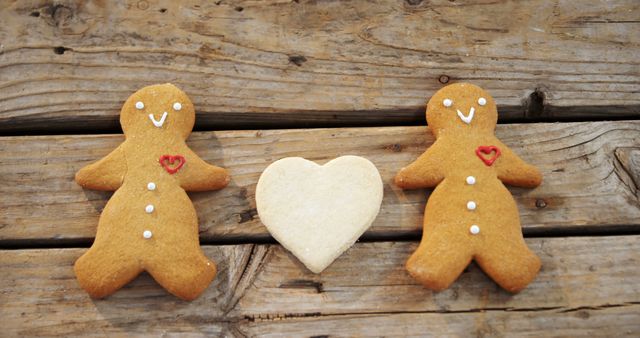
[120, 83, 195, 139]
[426, 83, 497, 137]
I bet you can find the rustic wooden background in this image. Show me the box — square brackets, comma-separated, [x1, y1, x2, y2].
[1, 0, 639, 337]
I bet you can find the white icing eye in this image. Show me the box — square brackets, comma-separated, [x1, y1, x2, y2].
[478, 97, 487, 106]
[135, 101, 144, 110]
[173, 102, 182, 111]
[443, 99, 453, 107]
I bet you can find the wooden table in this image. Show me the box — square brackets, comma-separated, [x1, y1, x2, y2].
[1, 0, 639, 336]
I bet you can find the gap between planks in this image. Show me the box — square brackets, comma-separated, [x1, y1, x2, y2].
[4, 110, 640, 137]
[2, 224, 640, 251]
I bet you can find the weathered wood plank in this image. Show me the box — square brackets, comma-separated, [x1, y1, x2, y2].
[0, 244, 253, 337]
[1, 121, 639, 244]
[238, 306, 640, 338]
[230, 236, 640, 317]
[0, 0, 638, 132]
[1, 236, 639, 336]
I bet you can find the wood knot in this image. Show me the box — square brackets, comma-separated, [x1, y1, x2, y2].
[386, 144, 403, 152]
[405, 0, 423, 5]
[614, 147, 640, 196]
[41, 3, 89, 35]
[136, 1, 149, 10]
[438, 75, 450, 84]
[53, 46, 70, 55]
[45, 4, 73, 27]
[288, 55, 307, 66]
[575, 310, 590, 319]
[236, 208, 257, 224]
[237, 187, 248, 199]
[524, 88, 547, 119]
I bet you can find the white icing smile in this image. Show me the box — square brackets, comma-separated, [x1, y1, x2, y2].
[456, 107, 475, 124]
[149, 112, 168, 128]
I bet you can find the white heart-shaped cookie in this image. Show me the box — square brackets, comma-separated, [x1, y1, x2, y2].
[256, 156, 383, 273]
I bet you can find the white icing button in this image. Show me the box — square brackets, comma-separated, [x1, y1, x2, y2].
[173, 102, 182, 111]
[143, 230, 153, 239]
[145, 204, 154, 213]
[135, 101, 144, 109]
[470, 225, 480, 235]
[478, 97, 487, 106]
[443, 98, 452, 107]
[466, 176, 476, 185]
[467, 201, 477, 210]
[147, 182, 156, 191]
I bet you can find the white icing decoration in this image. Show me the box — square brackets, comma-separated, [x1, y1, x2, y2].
[470, 225, 480, 235]
[135, 101, 144, 110]
[149, 112, 168, 128]
[466, 176, 476, 185]
[467, 201, 477, 210]
[478, 97, 487, 106]
[147, 182, 156, 191]
[145, 204, 154, 213]
[173, 102, 182, 111]
[457, 107, 475, 124]
[443, 98, 453, 107]
[143, 230, 153, 239]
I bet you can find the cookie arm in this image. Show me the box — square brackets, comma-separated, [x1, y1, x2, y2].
[494, 141, 542, 188]
[178, 147, 230, 192]
[75, 145, 127, 191]
[394, 142, 444, 189]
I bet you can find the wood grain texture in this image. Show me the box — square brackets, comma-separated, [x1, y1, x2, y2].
[238, 306, 640, 338]
[0, 0, 638, 132]
[1, 236, 639, 337]
[2, 120, 640, 244]
[0, 245, 252, 337]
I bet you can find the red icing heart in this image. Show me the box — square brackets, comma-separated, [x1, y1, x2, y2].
[159, 155, 186, 174]
[475, 146, 501, 166]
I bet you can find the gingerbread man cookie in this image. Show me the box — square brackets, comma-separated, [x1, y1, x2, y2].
[75, 84, 229, 300]
[396, 83, 542, 293]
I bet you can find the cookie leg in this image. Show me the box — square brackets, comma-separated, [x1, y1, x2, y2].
[475, 239, 541, 293]
[145, 250, 217, 301]
[74, 246, 142, 299]
[406, 234, 473, 291]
